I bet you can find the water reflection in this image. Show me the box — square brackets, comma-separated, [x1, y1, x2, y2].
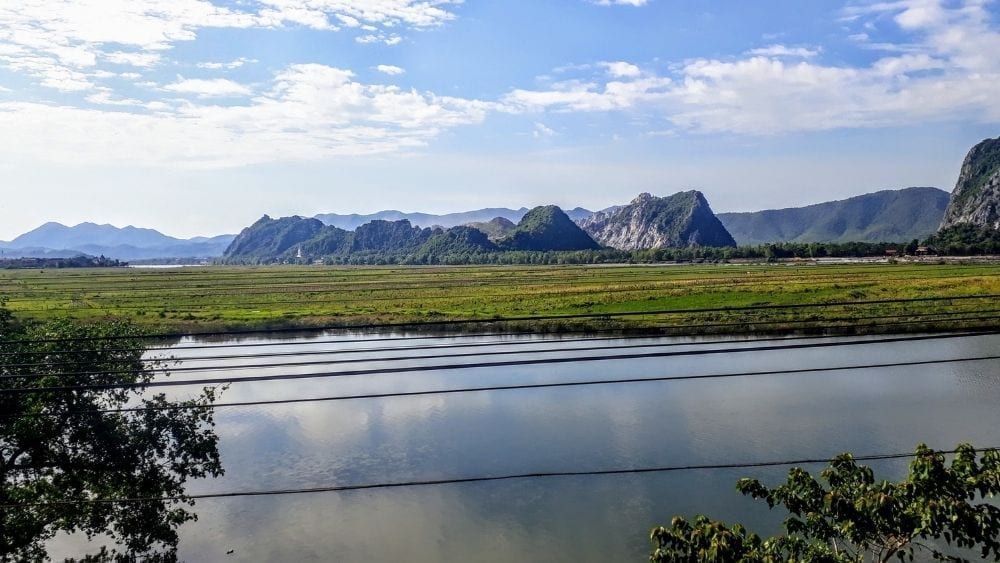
[47, 332, 1000, 561]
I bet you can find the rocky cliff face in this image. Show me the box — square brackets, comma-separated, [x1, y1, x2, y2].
[579, 191, 736, 249]
[940, 137, 1000, 230]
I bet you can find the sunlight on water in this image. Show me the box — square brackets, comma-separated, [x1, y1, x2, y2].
[47, 332, 1000, 561]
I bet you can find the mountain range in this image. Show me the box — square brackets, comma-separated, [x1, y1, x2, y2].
[314, 207, 594, 230]
[716, 187, 951, 245]
[0, 222, 235, 260]
[224, 205, 600, 261]
[9, 134, 1000, 261]
[0, 187, 956, 260]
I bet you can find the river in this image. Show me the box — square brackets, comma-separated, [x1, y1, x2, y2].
[47, 331, 1000, 561]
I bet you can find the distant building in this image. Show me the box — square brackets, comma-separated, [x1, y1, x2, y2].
[885, 249, 898, 256]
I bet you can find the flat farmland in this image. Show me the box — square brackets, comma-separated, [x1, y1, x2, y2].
[2, 263, 1000, 335]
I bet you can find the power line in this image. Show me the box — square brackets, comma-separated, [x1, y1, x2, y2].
[18, 314, 981, 367]
[7, 293, 1000, 344]
[5, 305, 999, 359]
[4, 305, 993, 357]
[7, 353, 998, 420]
[4, 333, 789, 367]
[4, 445, 994, 508]
[3, 331, 997, 392]
[5, 330, 998, 380]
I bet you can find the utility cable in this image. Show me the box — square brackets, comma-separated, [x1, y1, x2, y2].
[5, 354, 998, 420]
[3, 330, 998, 380]
[4, 445, 995, 508]
[2, 331, 996, 393]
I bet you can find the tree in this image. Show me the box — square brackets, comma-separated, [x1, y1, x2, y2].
[0, 303, 223, 562]
[650, 444, 1000, 563]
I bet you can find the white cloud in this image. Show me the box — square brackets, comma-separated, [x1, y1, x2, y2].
[376, 64, 406, 75]
[0, 63, 493, 167]
[532, 122, 557, 138]
[256, 0, 461, 29]
[590, 0, 649, 6]
[85, 89, 145, 107]
[163, 77, 254, 97]
[103, 51, 162, 67]
[0, 1, 459, 91]
[600, 61, 641, 77]
[505, 0, 1000, 135]
[196, 57, 257, 70]
[746, 44, 821, 58]
[505, 76, 673, 112]
[356, 33, 403, 45]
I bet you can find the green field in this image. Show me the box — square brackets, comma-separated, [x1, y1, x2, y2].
[2, 263, 1000, 336]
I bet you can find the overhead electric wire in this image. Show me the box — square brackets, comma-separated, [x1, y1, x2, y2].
[4, 329, 1000, 381]
[6, 293, 1000, 344]
[4, 302, 1000, 360]
[4, 332, 797, 367]
[6, 353, 999, 421]
[4, 445, 996, 508]
[3, 331, 997, 393]
[18, 313, 986, 367]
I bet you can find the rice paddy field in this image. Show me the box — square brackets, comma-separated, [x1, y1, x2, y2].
[2, 263, 1000, 335]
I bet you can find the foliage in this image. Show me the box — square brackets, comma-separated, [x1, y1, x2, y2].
[5, 263, 1000, 334]
[414, 226, 497, 259]
[464, 217, 516, 240]
[718, 187, 950, 246]
[923, 224, 1000, 256]
[0, 304, 223, 561]
[650, 444, 1000, 563]
[495, 205, 601, 251]
[350, 219, 434, 253]
[0, 256, 125, 269]
[223, 214, 326, 258]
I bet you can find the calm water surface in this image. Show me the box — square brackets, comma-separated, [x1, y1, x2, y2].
[49, 331, 1000, 561]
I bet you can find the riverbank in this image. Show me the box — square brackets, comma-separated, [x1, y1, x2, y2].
[3, 263, 999, 336]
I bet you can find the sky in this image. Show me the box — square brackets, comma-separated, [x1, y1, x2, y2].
[0, 0, 999, 239]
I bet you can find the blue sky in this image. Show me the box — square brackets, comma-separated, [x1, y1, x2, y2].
[0, 0, 998, 239]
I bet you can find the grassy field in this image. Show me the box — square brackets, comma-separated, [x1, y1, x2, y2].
[2, 263, 1000, 336]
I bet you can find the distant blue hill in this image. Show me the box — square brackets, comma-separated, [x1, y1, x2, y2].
[314, 207, 594, 230]
[0, 222, 235, 260]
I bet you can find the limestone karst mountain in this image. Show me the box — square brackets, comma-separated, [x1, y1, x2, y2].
[940, 137, 1000, 231]
[579, 191, 736, 250]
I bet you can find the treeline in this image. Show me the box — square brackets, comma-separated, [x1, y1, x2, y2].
[222, 241, 914, 266]
[923, 224, 1000, 255]
[0, 255, 125, 269]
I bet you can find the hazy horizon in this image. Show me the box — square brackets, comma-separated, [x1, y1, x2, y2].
[0, 185, 957, 241]
[1, 0, 998, 239]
